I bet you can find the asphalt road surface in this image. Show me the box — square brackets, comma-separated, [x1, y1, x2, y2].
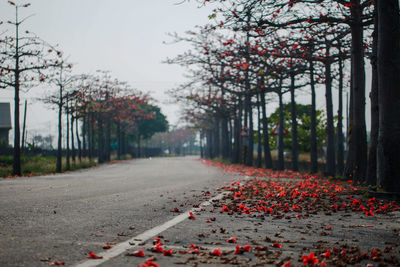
[0, 156, 232, 267]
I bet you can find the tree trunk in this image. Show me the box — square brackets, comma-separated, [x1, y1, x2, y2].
[71, 114, 76, 164]
[66, 99, 70, 171]
[324, 48, 336, 176]
[232, 114, 239, 163]
[367, 7, 378, 187]
[13, 70, 21, 176]
[247, 97, 254, 167]
[337, 52, 345, 175]
[309, 59, 318, 173]
[377, 0, 400, 192]
[121, 131, 126, 155]
[214, 119, 220, 158]
[233, 98, 243, 164]
[117, 121, 121, 159]
[105, 116, 111, 162]
[76, 116, 82, 163]
[350, 0, 367, 182]
[89, 112, 95, 161]
[260, 91, 273, 169]
[221, 116, 229, 160]
[256, 93, 262, 168]
[56, 85, 62, 173]
[137, 133, 141, 158]
[290, 71, 299, 171]
[228, 118, 233, 159]
[200, 130, 204, 158]
[82, 116, 86, 158]
[344, 76, 355, 179]
[206, 130, 212, 158]
[97, 114, 104, 163]
[278, 91, 285, 171]
[21, 100, 27, 154]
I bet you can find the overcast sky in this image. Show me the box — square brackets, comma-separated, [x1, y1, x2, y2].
[1, 0, 371, 145]
[0, 0, 216, 142]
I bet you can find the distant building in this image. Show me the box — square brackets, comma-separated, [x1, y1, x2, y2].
[0, 103, 12, 145]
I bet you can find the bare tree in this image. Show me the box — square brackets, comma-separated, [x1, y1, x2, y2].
[0, 1, 61, 175]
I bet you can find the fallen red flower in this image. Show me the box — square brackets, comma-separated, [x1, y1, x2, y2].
[210, 248, 222, 256]
[87, 252, 103, 259]
[191, 248, 199, 254]
[272, 243, 282, 248]
[103, 245, 111, 249]
[130, 249, 145, 257]
[151, 244, 163, 253]
[138, 261, 159, 267]
[243, 243, 252, 252]
[302, 252, 319, 265]
[163, 249, 173, 256]
[227, 237, 237, 243]
[234, 245, 241, 255]
[189, 243, 198, 249]
[323, 250, 331, 259]
[221, 205, 231, 212]
[153, 237, 162, 245]
[188, 211, 196, 220]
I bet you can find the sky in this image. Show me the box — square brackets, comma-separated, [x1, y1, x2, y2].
[0, 0, 216, 144]
[0, 0, 371, 146]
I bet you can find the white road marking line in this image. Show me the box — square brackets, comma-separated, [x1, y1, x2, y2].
[73, 191, 228, 267]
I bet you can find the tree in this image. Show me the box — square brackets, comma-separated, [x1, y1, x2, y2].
[0, 1, 60, 175]
[43, 61, 75, 172]
[137, 105, 168, 140]
[376, 0, 400, 192]
[136, 104, 168, 157]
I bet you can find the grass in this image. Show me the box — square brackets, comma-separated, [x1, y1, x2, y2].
[0, 155, 97, 178]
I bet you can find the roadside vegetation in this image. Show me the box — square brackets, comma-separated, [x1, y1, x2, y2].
[0, 155, 96, 178]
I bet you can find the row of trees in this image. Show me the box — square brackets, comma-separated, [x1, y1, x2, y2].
[44, 69, 167, 173]
[168, 0, 399, 191]
[0, 2, 168, 175]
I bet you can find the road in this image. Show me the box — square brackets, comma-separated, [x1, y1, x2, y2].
[0, 156, 232, 267]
